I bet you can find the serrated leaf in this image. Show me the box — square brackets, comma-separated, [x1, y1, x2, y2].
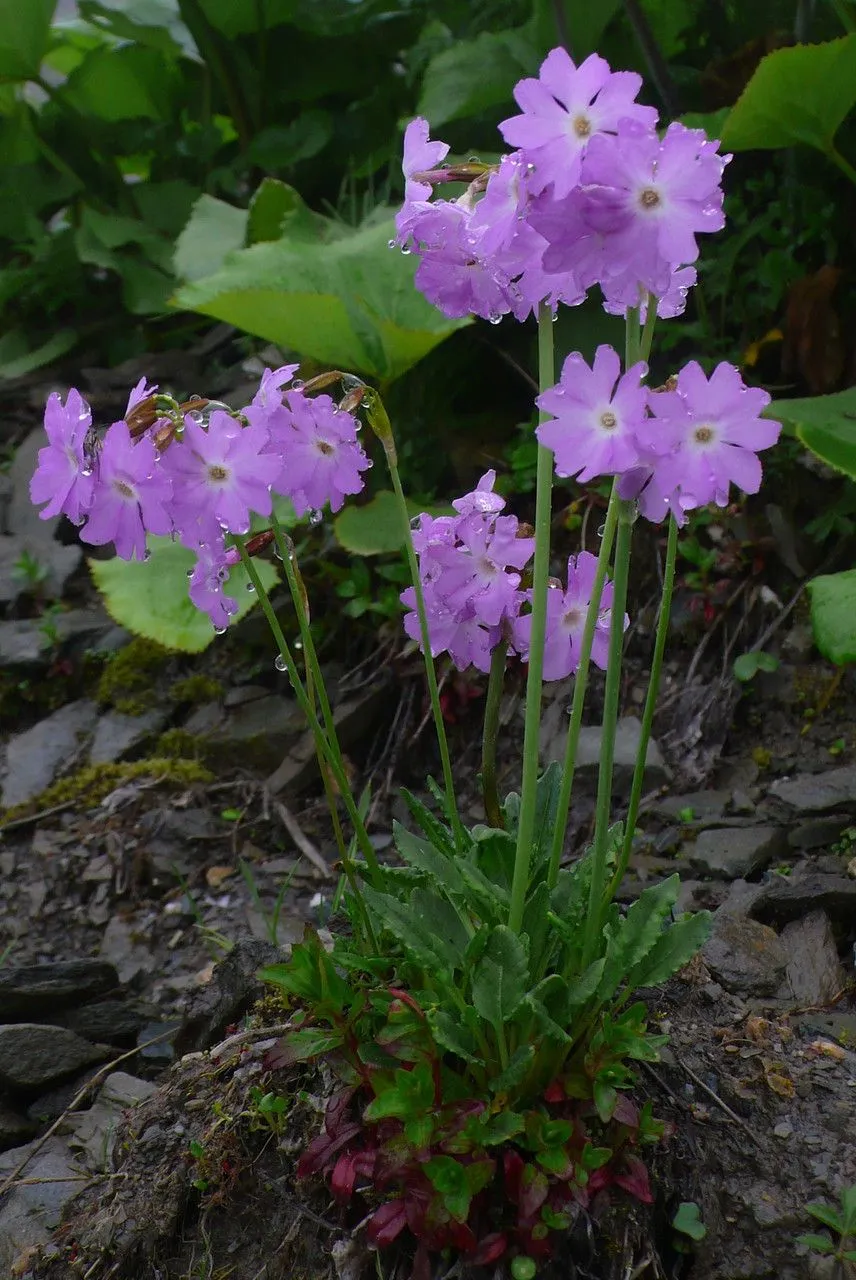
[362, 885, 459, 974]
[399, 788, 456, 858]
[426, 1008, 482, 1065]
[472, 926, 529, 1027]
[410, 888, 470, 961]
[392, 822, 465, 895]
[458, 860, 510, 922]
[806, 1202, 845, 1232]
[89, 536, 278, 652]
[796, 1233, 835, 1253]
[489, 1044, 535, 1095]
[808, 571, 856, 666]
[624, 911, 712, 991]
[269, 1026, 344, 1065]
[598, 876, 680, 1002]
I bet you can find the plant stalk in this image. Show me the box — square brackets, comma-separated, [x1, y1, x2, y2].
[508, 302, 555, 934]
[482, 639, 508, 829]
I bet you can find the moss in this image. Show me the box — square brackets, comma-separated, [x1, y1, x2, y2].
[0, 756, 213, 827]
[751, 745, 772, 770]
[157, 728, 207, 760]
[169, 675, 224, 705]
[97, 637, 170, 714]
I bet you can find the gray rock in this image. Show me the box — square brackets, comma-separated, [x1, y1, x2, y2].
[184, 694, 303, 770]
[0, 1136, 85, 1275]
[1, 699, 99, 808]
[88, 707, 170, 765]
[99, 917, 154, 987]
[769, 766, 856, 814]
[787, 817, 851, 850]
[62, 1071, 156, 1171]
[63, 1000, 148, 1046]
[0, 961, 119, 1020]
[266, 679, 392, 794]
[0, 609, 124, 670]
[8, 429, 58, 540]
[0, 1106, 37, 1153]
[648, 790, 731, 822]
[751, 873, 856, 925]
[684, 825, 787, 880]
[782, 911, 847, 1006]
[0, 535, 81, 607]
[545, 715, 669, 793]
[0, 1024, 108, 1093]
[702, 911, 789, 995]
[175, 939, 283, 1055]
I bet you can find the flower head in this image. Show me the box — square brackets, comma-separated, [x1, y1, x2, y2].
[80, 420, 172, 560]
[268, 392, 371, 516]
[188, 540, 241, 632]
[514, 551, 623, 680]
[30, 388, 96, 524]
[164, 409, 272, 540]
[402, 117, 449, 201]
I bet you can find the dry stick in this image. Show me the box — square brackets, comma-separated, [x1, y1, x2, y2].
[0, 800, 78, 832]
[273, 799, 328, 877]
[0, 1028, 178, 1199]
[672, 1052, 764, 1149]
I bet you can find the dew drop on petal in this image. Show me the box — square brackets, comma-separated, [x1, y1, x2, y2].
[213, 625, 227, 635]
[387, 238, 396, 249]
[400, 246, 411, 256]
[186, 568, 195, 579]
[291, 379, 305, 391]
[488, 314, 502, 326]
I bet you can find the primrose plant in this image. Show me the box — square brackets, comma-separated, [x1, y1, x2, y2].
[30, 47, 780, 1278]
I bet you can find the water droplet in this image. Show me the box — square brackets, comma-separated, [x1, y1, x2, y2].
[597, 523, 606, 537]
[81, 467, 92, 478]
[246, 582, 256, 593]
[186, 568, 195, 579]
[400, 245, 411, 256]
[387, 238, 396, 249]
[309, 509, 323, 526]
[468, 154, 480, 163]
[552, 311, 559, 323]
[273, 544, 283, 561]
[213, 625, 227, 635]
[294, 640, 303, 651]
[291, 379, 305, 391]
[274, 654, 287, 672]
[488, 314, 502, 326]
[142, 549, 151, 562]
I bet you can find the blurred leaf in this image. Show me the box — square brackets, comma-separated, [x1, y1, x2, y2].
[533, 0, 622, 60]
[672, 1202, 707, 1241]
[248, 111, 334, 170]
[78, 0, 200, 61]
[417, 28, 540, 128]
[733, 650, 779, 682]
[0, 328, 77, 380]
[173, 214, 470, 381]
[89, 536, 279, 652]
[173, 194, 248, 282]
[678, 107, 731, 135]
[132, 180, 198, 237]
[64, 44, 178, 120]
[246, 178, 332, 245]
[766, 388, 856, 478]
[0, 0, 56, 81]
[333, 490, 451, 555]
[807, 570, 856, 666]
[720, 36, 856, 155]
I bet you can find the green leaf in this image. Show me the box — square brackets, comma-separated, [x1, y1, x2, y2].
[416, 28, 539, 128]
[362, 885, 459, 974]
[248, 111, 334, 170]
[173, 214, 469, 382]
[88, 535, 278, 653]
[246, 178, 330, 246]
[426, 1008, 482, 1065]
[399, 789, 456, 858]
[624, 911, 712, 991]
[672, 1201, 707, 1242]
[721, 36, 856, 155]
[174, 194, 248, 283]
[393, 822, 466, 896]
[270, 1026, 344, 1065]
[489, 1044, 535, 1095]
[806, 1202, 845, 1232]
[0, 0, 55, 80]
[765, 387, 856, 476]
[533, 0, 622, 60]
[733, 650, 780, 682]
[841, 1184, 856, 1231]
[598, 876, 680, 1002]
[796, 1233, 835, 1254]
[410, 888, 470, 961]
[333, 491, 446, 556]
[472, 926, 529, 1027]
[0, 328, 77, 380]
[78, 0, 200, 61]
[808, 570, 856, 666]
[64, 44, 178, 120]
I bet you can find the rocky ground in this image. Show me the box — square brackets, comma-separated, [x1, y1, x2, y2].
[0, 355, 855, 1278]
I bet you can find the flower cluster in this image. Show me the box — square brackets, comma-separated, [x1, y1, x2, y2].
[403, 472, 621, 678]
[537, 348, 778, 523]
[394, 48, 728, 322]
[29, 369, 371, 630]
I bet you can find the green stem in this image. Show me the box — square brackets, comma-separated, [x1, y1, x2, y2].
[482, 640, 508, 829]
[639, 293, 658, 364]
[547, 483, 619, 889]
[234, 538, 379, 882]
[580, 501, 634, 967]
[508, 302, 555, 934]
[625, 304, 641, 367]
[609, 514, 678, 899]
[828, 145, 856, 188]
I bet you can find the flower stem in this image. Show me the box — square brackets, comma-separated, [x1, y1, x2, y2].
[364, 389, 466, 849]
[639, 293, 658, 363]
[508, 302, 555, 935]
[580, 499, 634, 967]
[234, 537, 380, 883]
[609, 513, 678, 898]
[482, 639, 508, 829]
[547, 482, 619, 889]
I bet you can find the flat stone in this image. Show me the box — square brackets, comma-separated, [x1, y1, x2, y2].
[63, 1072, 156, 1171]
[88, 707, 170, 765]
[8, 429, 60, 541]
[781, 910, 847, 1006]
[787, 816, 851, 850]
[702, 911, 789, 996]
[0, 1136, 85, 1275]
[184, 694, 303, 770]
[0, 1106, 37, 1153]
[0, 534, 81, 607]
[751, 873, 856, 925]
[266, 679, 392, 795]
[769, 766, 856, 813]
[545, 715, 669, 794]
[0, 1024, 108, 1093]
[1, 699, 99, 808]
[99, 917, 154, 987]
[0, 610, 123, 670]
[647, 790, 731, 822]
[174, 939, 283, 1055]
[0, 961, 119, 1020]
[63, 1000, 148, 1046]
[683, 825, 787, 880]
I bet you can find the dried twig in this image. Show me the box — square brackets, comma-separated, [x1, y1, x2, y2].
[0, 800, 77, 833]
[274, 801, 329, 877]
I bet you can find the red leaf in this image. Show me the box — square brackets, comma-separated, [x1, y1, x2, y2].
[330, 1149, 376, 1202]
[613, 1155, 653, 1205]
[472, 1232, 508, 1265]
[325, 1087, 358, 1137]
[367, 1199, 408, 1247]
[543, 1080, 565, 1104]
[412, 1244, 432, 1280]
[519, 1165, 549, 1220]
[448, 1221, 477, 1253]
[296, 1123, 362, 1178]
[504, 1150, 525, 1203]
[587, 1167, 613, 1197]
[612, 1096, 639, 1129]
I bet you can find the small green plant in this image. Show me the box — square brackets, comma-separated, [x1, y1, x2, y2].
[673, 1200, 707, 1246]
[13, 549, 49, 592]
[797, 1185, 856, 1269]
[238, 857, 299, 946]
[336, 558, 411, 620]
[38, 602, 63, 650]
[677, 806, 695, 823]
[245, 1088, 290, 1136]
[733, 650, 780, 683]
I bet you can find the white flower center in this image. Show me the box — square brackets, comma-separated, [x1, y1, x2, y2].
[207, 463, 230, 484]
[693, 424, 715, 446]
[599, 410, 618, 432]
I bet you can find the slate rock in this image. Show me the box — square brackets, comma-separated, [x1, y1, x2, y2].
[543, 714, 669, 793]
[0, 1136, 85, 1276]
[62, 1071, 156, 1171]
[0, 610, 125, 671]
[0, 1106, 37, 1153]
[769, 766, 856, 813]
[684, 825, 787, 880]
[787, 816, 851, 850]
[0, 961, 119, 1020]
[0, 1024, 108, 1093]
[702, 912, 789, 996]
[0, 535, 81, 607]
[88, 707, 170, 765]
[751, 873, 856, 926]
[648, 790, 731, 822]
[184, 694, 303, 770]
[63, 999, 148, 1047]
[781, 910, 847, 1006]
[266, 679, 392, 794]
[1, 699, 99, 808]
[99, 917, 154, 987]
[174, 939, 283, 1055]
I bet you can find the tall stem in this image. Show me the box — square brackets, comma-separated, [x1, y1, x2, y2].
[547, 483, 619, 888]
[580, 501, 634, 967]
[508, 303, 555, 934]
[482, 640, 508, 829]
[364, 390, 465, 848]
[609, 514, 678, 898]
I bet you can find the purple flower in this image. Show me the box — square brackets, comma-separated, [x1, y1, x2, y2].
[438, 514, 535, 626]
[625, 362, 778, 523]
[514, 551, 622, 680]
[188, 541, 241, 632]
[500, 49, 657, 198]
[402, 594, 498, 674]
[402, 117, 449, 200]
[536, 345, 647, 483]
[164, 410, 272, 540]
[269, 392, 370, 516]
[252, 365, 300, 413]
[80, 421, 172, 560]
[30, 388, 96, 524]
[125, 377, 157, 415]
[452, 469, 506, 517]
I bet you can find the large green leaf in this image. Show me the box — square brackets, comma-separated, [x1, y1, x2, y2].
[417, 28, 540, 128]
[624, 911, 712, 991]
[78, 0, 200, 61]
[720, 36, 856, 155]
[766, 388, 856, 478]
[173, 194, 248, 282]
[471, 926, 529, 1027]
[0, 328, 77, 380]
[64, 45, 178, 120]
[362, 885, 460, 974]
[0, 0, 55, 80]
[598, 875, 680, 1002]
[807, 570, 856, 666]
[89, 535, 279, 653]
[334, 491, 452, 556]
[174, 213, 469, 382]
[393, 822, 466, 896]
[533, 0, 622, 60]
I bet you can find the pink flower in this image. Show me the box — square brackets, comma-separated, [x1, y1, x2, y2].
[80, 421, 172, 560]
[164, 410, 272, 539]
[269, 392, 370, 516]
[514, 551, 623, 681]
[402, 117, 449, 200]
[536, 345, 647, 483]
[30, 388, 96, 524]
[252, 365, 299, 412]
[188, 541, 241, 632]
[500, 49, 657, 198]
